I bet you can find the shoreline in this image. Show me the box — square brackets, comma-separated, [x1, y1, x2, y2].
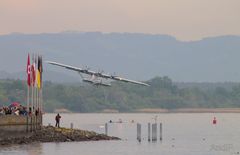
[0, 126, 120, 146]
[133, 108, 240, 113]
[52, 108, 240, 114]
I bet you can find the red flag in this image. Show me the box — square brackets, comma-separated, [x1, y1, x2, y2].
[31, 55, 36, 86]
[26, 54, 31, 86]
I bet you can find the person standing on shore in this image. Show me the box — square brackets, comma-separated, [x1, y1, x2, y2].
[55, 113, 61, 128]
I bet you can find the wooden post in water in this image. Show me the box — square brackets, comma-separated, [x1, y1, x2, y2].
[70, 123, 73, 129]
[137, 123, 141, 142]
[159, 123, 162, 141]
[40, 114, 42, 130]
[105, 123, 108, 135]
[152, 123, 157, 141]
[148, 123, 151, 142]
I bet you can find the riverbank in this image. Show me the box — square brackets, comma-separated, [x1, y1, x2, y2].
[134, 108, 240, 113]
[53, 108, 240, 113]
[0, 126, 120, 146]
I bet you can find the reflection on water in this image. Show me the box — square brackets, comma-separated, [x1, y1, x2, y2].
[0, 113, 240, 155]
[0, 143, 43, 155]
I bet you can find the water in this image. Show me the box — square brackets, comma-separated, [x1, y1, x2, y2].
[0, 113, 240, 155]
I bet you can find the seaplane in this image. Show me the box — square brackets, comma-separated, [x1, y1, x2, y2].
[81, 74, 111, 87]
[46, 61, 150, 87]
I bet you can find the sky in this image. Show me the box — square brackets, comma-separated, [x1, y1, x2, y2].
[0, 0, 240, 41]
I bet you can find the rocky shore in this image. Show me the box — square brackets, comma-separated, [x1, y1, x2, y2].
[0, 126, 120, 145]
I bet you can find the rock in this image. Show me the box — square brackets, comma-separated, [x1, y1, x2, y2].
[0, 126, 120, 146]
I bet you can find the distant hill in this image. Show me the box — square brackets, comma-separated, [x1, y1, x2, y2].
[0, 32, 240, 82]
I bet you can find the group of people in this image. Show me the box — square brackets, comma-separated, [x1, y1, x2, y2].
[0, 105, 41, 116]
[0, 106, 28, 116]
[1, 105, 61, 129]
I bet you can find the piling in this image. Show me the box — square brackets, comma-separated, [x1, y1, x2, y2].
[152, 123, 157, 141]
[159, 123, 162, 141]
[70, 123, 73, 129]
[148, 123, 151, 141]
[137, 123, 141, 142]
[105, 123, 108, 135]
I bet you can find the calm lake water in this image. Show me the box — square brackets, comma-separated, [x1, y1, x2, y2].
[0, 113, 240, 155]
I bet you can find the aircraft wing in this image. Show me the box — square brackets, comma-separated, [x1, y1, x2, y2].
[111, 76, 150, 86]
[46, 61, 98, 75]
[46, 61, 150, 86]
[97, 73, 150, 86]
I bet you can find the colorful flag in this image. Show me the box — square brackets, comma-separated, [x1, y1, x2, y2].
[37, 56, 41, 89]
[35, 55, 38, 87]
[26, 54, 31, 86]
[31, 54, 36, 86]
[40, 56, 43, 87]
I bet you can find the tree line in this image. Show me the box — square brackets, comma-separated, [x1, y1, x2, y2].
[1, 77, 240, 112]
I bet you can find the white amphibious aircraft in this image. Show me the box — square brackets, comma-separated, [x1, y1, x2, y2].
[46, 61, 150, 87]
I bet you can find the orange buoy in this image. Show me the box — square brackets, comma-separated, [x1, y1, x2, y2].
[212, 117, 217, 125]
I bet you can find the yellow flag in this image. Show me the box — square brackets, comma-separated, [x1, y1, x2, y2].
[37, 68, 41, 89]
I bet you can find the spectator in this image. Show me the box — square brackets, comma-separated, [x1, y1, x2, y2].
[0, 108, 4, 115]
[55, 113, 61, 128]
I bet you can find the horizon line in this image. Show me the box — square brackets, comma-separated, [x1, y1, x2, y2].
[0, 31, 239, 42]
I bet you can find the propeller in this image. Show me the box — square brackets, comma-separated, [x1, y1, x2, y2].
[83, 66, 90, 73]
[94, 69, 104, 77]
[111, 72, 117, 78]
[85, 66, 90, 70]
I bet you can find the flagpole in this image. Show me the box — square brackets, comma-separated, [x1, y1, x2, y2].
[40, 55, 43, 114]
[36, 85, 39, 113]
[40, 88, 42, 114]
[27, 84, 29, 113]
[26, 53, 31, 114]
[35, 53, 37, 115]
[34, 53, 37, 116]
[31, 53, 34, 115]
[36, 54, 39, 115]
[34, 53, 37, 115]
[31, 78, 34, 114]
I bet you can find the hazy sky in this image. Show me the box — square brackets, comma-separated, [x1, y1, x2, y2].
[1, 0, 239, 40]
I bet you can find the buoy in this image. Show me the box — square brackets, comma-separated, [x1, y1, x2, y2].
[99, 125, 105, 128]
[212, 117, 217, 125]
